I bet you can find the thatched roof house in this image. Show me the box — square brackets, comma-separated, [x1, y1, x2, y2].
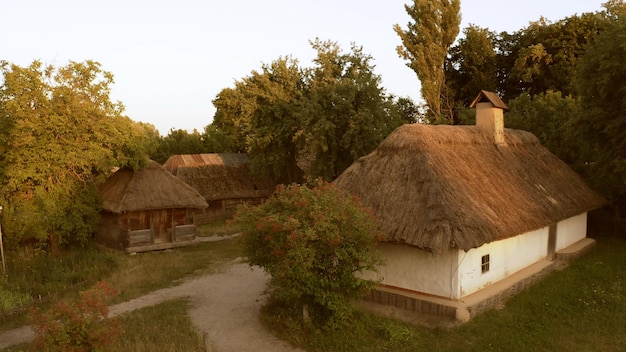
[334, 90, 605, 321]
[335, 124, 604, 254]
[101, 160, 209, 213]
[97, 160, 208, 253]
[163, 153, 275, 223]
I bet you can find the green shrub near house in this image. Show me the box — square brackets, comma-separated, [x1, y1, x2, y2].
[235, 179, 384, 329]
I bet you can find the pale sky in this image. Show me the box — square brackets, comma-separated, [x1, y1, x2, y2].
[1, 1, 606, 135]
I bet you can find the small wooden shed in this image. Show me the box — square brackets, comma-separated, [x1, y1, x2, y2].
[163, 154, 276, 223]
[97, 160, 208, 253]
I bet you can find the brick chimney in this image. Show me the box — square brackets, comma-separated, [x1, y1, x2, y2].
[469, 90, 509, 146]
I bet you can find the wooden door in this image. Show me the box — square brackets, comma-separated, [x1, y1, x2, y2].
[151, 209, 171, 243]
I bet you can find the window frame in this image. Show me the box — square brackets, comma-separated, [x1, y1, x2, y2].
[481, 254, 490, 274]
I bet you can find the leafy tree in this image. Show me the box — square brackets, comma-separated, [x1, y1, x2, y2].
[506, 91, 583, 165]
[211, 85, 256, 153]
[445, 12, 604, 103]
[235, 180, 384, 328]
[213, 56, 305, 183]
[494, 13, 603, 100]
[0, 60, 149, 249]
[132, 121, 160, 159]
[446, 25, 497, 103]
[151, 128, 209, 163]
[201, 124, 236, 153]
[393, 96, 422, 124]
[300, 39, 403, 180]
[211, 40, 402, 182]
[511, 14, 602, 97]
[445, 25, 497, 121]
[247, 57, 305, 184]
[574, 1, 626, 215]
[394, 0, 461, 123]
[510, 42, 553, 90]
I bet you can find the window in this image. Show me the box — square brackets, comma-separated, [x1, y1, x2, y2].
[481, 254, 490, 273]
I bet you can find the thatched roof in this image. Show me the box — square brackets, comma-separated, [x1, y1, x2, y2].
[333, 124, 605, 254]
[100, 160, 208, 213]
[163, 154, 276, 201]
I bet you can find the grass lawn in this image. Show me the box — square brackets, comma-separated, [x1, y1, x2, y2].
[262, 236, 626, 352]
[3, 299, 207, 352]
[196, 217, 240, 237]
[0, 236, 244, 331]
[111, 299, 207, 352]
[1, 225, 623, 351]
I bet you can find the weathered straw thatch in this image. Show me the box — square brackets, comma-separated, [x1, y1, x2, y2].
[334, 124, 605, 254]
[100, 160, 208, 213]
[163, 153, 275, 201]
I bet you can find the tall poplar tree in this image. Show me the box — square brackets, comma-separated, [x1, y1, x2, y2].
[394, 0, 461, 124]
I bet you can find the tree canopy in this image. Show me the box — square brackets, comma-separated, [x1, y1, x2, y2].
[301, 40, 401, 180]
[506, 91, 582, 166]
[573, 2, 626, 214]
[445, 11, 604, 106]
[245, 56, 306, 184]
[445, 25, 497, 111]
[211, 39, 405, 183]
[0, 60, 151, 248]
[148, 127, 234, 164]
[438, 1, 626, 217]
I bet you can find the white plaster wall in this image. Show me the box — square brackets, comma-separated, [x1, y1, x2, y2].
[360, 243, 461, 299]
[556, 212, 588, 251]
[364, 215, 587, 300]
[458, 227, 549, 297]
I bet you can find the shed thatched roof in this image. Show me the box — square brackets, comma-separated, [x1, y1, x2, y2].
[333, 124, 605, 254]
[163, 154, 276, 201]
[100, 160, 208, 213]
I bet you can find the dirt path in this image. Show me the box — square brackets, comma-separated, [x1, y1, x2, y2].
[0, 260, 304, 352]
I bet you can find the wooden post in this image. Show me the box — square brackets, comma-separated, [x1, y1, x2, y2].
[0, 206, 6, 275]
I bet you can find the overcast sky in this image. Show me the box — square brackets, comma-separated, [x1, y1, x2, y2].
[1, 0, 606, 134]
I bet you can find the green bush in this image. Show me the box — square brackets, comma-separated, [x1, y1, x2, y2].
[236, 179, 384, 329]
[29, 281, 120, 352]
